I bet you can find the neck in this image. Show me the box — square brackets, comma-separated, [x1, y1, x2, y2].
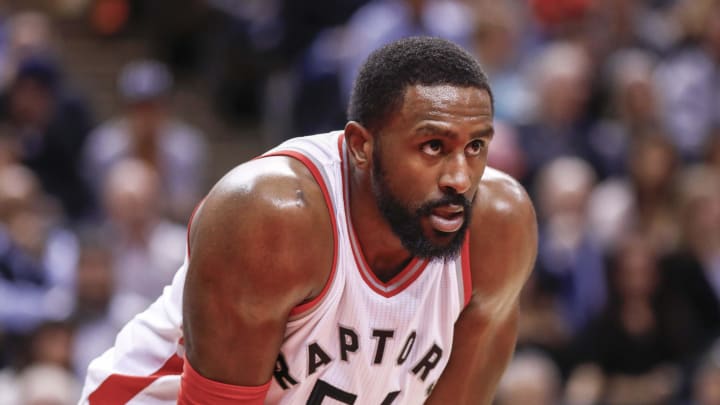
[348, 165, 412, 282]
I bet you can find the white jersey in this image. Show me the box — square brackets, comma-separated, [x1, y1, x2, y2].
[80, 131, 473, 404]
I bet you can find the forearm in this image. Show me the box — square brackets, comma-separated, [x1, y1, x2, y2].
[426, 307, 519, 405]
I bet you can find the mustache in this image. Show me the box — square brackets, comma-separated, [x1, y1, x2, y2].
[416, 193, 472, 217]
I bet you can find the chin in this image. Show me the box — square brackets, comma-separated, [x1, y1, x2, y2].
[407, 229, 466, 262]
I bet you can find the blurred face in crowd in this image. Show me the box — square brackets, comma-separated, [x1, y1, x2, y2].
[9, 77, 53, 128]
[0, 165, 52, 257]
[537, 158, 595, 221]
[685, 191, 720, 256]
[75, 247, 114, 315]
[617, 77, 656, 124]
[535, 45, 591, 126]
[128, 99, 168, 139]
[8, 12, 51, 60]
[614, 237, 658, 299]
[103, 159, 161, 233]
[472, 6, 517, 71]
[629, 135, 676, 194]
[30, 323, 73, 369]
[542, 72, 589, 125]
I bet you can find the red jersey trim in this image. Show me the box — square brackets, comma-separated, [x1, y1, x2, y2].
[261, 151, 339, 317]
[88, 354, 184, 404]
[338, 135, 431, 298]
[461, 231, 473, 308]
[178, 358, 270, 405]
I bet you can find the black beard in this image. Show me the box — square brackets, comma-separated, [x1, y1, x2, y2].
[371, 143, 473, 261]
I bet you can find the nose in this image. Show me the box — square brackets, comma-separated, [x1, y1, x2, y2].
[438, 153, 472, 195]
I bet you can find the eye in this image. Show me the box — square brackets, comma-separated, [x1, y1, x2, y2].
[421, 140, 443, 156]
[466, 139, 486, 156]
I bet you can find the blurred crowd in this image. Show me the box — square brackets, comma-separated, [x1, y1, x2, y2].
[0, 0, 719, 404]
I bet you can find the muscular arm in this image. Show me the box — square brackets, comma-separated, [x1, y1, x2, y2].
[426, 169, 537, 405]
[182, 157, 333, 387]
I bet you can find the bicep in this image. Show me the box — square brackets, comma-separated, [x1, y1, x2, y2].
[182, 216, 297, 386]
[181, 177, 331, 386]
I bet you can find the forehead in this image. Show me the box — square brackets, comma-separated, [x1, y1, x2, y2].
[392, 84, 493, 127]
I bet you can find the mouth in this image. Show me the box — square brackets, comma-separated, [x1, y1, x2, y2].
[428, 205, 465, 233]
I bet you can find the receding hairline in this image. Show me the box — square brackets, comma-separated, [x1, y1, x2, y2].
[367, 83, 494, 134]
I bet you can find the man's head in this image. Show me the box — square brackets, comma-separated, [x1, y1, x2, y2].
[102, 158, 162, 233]
[346, 37, 494, 261]
[348, 37, 492, 133]
[9, 57, 59, 127]
[118, 60, 172, 138]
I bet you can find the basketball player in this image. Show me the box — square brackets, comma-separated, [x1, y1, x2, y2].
[80, 37, 537, 404]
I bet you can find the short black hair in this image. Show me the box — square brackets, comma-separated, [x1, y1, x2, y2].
[348, 36, 493, 133]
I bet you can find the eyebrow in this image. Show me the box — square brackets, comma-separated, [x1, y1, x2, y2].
[414, 124, 495, 140]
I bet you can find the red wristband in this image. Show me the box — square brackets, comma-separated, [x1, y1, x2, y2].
[178, 359, 271, 405]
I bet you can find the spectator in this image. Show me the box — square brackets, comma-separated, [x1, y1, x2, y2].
[0, 164, 77, 336]
[100, 158, 186, 301]
[533, 157, 606, 336]
[0, 57, 96, 220]
[588, 131, 680, 252]
[587, 49, 661, 178]
[0, 12, 53, 91]
[654, 0, 720, 160]
[517, 41, 595, 187]
[571, 234, 682, 405]
[84, 59, 207, 221]
[660, 165, 720, 360]
[470, 1, 534, 125]
[69, 227, 149, 380]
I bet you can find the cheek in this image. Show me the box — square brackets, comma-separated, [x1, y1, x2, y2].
[469, 156, 488, 185]
[400, 161, 443, 201]
[379, 152, 430, 186]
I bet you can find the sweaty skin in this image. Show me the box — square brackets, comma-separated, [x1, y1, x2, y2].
[182, 84, 537, 404]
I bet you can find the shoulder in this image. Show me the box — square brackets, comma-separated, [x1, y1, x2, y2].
[195, 156, 329, 229]
[472, 167, 536, 239]
[188, 155, 334, 307]
[466, 167, 537, 316]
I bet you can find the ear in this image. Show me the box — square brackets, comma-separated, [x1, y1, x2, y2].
[344, 121, 373, 170]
